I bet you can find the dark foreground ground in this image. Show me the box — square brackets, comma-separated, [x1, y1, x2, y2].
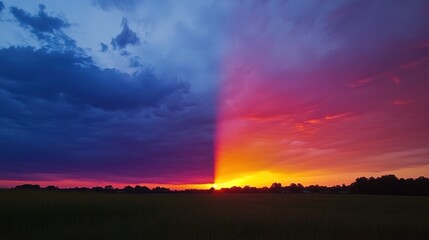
[1, 190, 428, 240]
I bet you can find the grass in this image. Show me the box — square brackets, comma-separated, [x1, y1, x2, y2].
[1, 190, 428, 239]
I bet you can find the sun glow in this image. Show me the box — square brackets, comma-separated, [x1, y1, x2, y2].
[213, 171, 285, 189]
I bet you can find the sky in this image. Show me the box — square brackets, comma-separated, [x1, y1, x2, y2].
[0, 0, 429, 189]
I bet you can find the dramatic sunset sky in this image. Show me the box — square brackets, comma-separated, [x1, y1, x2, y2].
[1, 0, 429, 189]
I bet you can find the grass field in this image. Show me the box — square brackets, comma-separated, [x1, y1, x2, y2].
[1, 190, 428, 239]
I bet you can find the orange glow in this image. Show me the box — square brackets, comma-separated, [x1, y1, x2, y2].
[213, 171, 284, 189]
[214, 56, 313, 187]
[214, 30, 429, 188]
[215, 111, 289, 187]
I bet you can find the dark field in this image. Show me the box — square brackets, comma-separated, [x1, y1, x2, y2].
[1, 190, 428, 240]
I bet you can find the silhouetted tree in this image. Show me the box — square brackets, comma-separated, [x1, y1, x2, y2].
[123, 185, 134, 193]
[15, 184, 40, 189]
[9, 174, 429, 195]
[288, 183, 304, 193]
[270, 183, 282, 193]
[91, 186, 104, 192]
[135, 185, 151, 193]
[45, 185, 59, 190]
[350, 175, 429, 195]
[152, 186, 170, 193]
[104, 185, 115, 193]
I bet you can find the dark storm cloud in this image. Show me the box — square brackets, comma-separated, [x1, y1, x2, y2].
[92, 0, 143, 11]
[9, 4, 74, 48]
[111, 18, 140, 49]
[0, 2, 4, 13]
[0, 45, 215, 184]
[0, 1, 220, 185]
[0, 47, 189, 111]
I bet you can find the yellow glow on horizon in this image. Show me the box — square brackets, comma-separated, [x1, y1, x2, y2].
[213, 170, 285, 189]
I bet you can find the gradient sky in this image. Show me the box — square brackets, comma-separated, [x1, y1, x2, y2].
[1, 0, 429, 188]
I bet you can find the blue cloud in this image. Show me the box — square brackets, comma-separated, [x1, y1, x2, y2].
[10, 4, 69, 33]
[129, 56, 141, 68]
[0, 46, 189, 111]
[0, 1, 4, 13]
[9, 4, 74, 48]
[0, 46, 215, 183]
[0, 0, 223, 185]
[100, 42, 108, 52]
[111, 18, 140, 49]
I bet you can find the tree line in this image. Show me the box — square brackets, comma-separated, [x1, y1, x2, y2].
[8, 174, 429, 196]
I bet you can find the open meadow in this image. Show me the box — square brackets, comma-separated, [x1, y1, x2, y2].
[0, 190, 428, 240]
